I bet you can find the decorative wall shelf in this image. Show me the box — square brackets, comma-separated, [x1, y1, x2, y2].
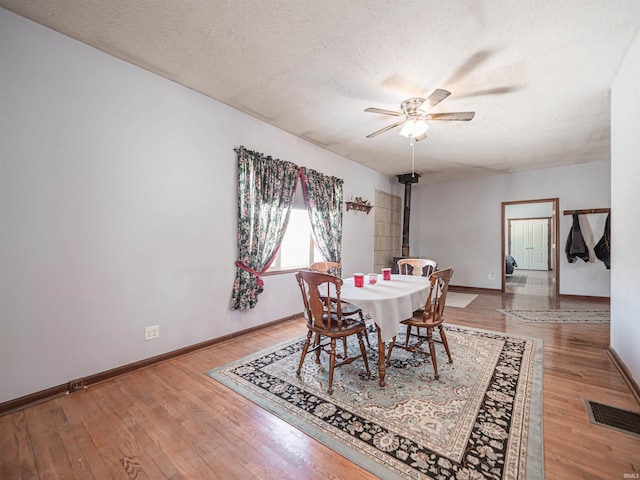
[345, 201, 373, 214]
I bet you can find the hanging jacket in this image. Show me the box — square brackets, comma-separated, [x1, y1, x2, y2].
[594, 212, 611, 269]
[565, 213, 589, 263]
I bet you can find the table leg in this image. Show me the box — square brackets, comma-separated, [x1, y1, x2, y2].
[376, 327, 386, 387]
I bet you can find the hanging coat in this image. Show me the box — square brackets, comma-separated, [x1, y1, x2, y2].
[594, 213, 611, 269]
[565, 213, 589, 263]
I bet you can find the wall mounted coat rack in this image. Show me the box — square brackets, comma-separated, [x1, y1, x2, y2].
[563, 208, 611, 215]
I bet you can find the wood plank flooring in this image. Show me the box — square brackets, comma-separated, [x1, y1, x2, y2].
[1, 291, 639, 479]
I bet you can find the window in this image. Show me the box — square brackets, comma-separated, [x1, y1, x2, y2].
[268, 208, 323, 272]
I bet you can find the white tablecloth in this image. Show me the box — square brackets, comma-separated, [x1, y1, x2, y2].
[339, 274, 431, 342]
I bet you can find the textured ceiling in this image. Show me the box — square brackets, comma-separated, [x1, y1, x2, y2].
[2, 0, 640, 184]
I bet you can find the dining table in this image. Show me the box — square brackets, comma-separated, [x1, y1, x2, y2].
[338, 273, 431, 387]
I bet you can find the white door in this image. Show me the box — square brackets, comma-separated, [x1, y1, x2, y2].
[510, 221, 529, 269]
[509, 219, 549, 270]
[528, 219, 549, 270]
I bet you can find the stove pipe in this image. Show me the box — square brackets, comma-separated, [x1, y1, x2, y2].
[397, 173, 421, 256]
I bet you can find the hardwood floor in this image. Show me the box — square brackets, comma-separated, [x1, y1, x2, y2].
[505, 269, 555, 297]
[1, 291, 638, 479]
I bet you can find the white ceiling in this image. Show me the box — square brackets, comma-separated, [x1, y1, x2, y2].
[2, 0, 640, 184]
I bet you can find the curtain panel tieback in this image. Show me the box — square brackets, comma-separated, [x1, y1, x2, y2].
[235, 261, 265, 288]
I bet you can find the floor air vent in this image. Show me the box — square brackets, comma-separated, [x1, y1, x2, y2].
[585, 400, 640, 437]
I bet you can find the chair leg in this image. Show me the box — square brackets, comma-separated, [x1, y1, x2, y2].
[297, 330, 313, 375]
[328, 338, 337, 395]
[357, 332, 370, 374]
[405, 325, 412, 346]
[343, 337, 348, 357]
[314, 332, 322, 363]
[360, 312, 371, 348]
[438, 325, 453, 363]
[386, 336, 396, 366]
[426, 327, 439, 379]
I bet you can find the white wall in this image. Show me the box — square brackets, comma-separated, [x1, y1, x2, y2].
[611, 28, 640, 385]
[0, 9, 399, 403]
[411, 161, 611, 296]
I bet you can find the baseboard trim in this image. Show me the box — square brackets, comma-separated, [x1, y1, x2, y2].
[559, 294, 611, 302]
[0, 313, 302, 416]
[0, 384, 71, 417]
[450, 285, 501, 294]
[432, 284, 610, 302]
[606, 347, 640, 406]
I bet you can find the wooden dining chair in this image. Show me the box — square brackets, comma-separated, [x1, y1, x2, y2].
[309, 261, 341, 276]
[387, 267, 454, 379]
[397, 258, 438, 277]
[309, 261, 371, 348]
[295, 270, 371, 395]
[397, 258, 438, 337]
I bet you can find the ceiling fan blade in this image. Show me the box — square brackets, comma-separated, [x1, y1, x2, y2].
[364, 107, 403, 116]
[426, 112, 475, 121]
[455, 85, 521, 98]
[366, 120, 404, 138]
[424, 89, 451, 109]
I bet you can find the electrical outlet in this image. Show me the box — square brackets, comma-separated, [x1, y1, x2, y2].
[144, 325, 159, 340]
[488, 273, 496, 280]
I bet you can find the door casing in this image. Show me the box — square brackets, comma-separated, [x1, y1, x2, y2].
[501, 198, 559, 296]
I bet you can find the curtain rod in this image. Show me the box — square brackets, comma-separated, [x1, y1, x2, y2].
[563, 208, 611, 215]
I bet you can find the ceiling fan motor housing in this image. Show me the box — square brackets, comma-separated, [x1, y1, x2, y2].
[401, 97, 426, 115]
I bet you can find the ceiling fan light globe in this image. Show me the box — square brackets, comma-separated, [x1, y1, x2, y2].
[399, 120, 416, 137]
[414, 120, 429, 136]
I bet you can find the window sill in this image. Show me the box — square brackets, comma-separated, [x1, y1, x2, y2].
[263, 268, 304, 276]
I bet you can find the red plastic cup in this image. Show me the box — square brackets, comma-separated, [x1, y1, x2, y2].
[354, 273, 364, 287]
[382, 268, 391, 281]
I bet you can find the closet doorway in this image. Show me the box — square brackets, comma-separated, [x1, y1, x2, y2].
[502, 198, 559, 297]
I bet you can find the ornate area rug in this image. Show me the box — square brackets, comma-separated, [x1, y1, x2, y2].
[207, 325, 544, 479]
[498, 309, 610, 323]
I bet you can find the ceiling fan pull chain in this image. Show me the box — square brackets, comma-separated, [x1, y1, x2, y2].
[411, 137, 415, 176]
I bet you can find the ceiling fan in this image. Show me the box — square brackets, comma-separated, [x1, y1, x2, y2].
[364, 89, 475, 141]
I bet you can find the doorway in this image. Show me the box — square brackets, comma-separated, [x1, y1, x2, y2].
[509, 218, 550, 270]
[502, 198, 559, 297]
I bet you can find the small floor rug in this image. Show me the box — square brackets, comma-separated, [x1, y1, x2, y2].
[506, 275, 528, 287]
[207, 325, 544, 479]
[498, 309, 610, 323]
[446, 292, 479, 308]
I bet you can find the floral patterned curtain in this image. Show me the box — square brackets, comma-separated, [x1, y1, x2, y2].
[230, 146, 299, 310]
[300, 167, 344, 262]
